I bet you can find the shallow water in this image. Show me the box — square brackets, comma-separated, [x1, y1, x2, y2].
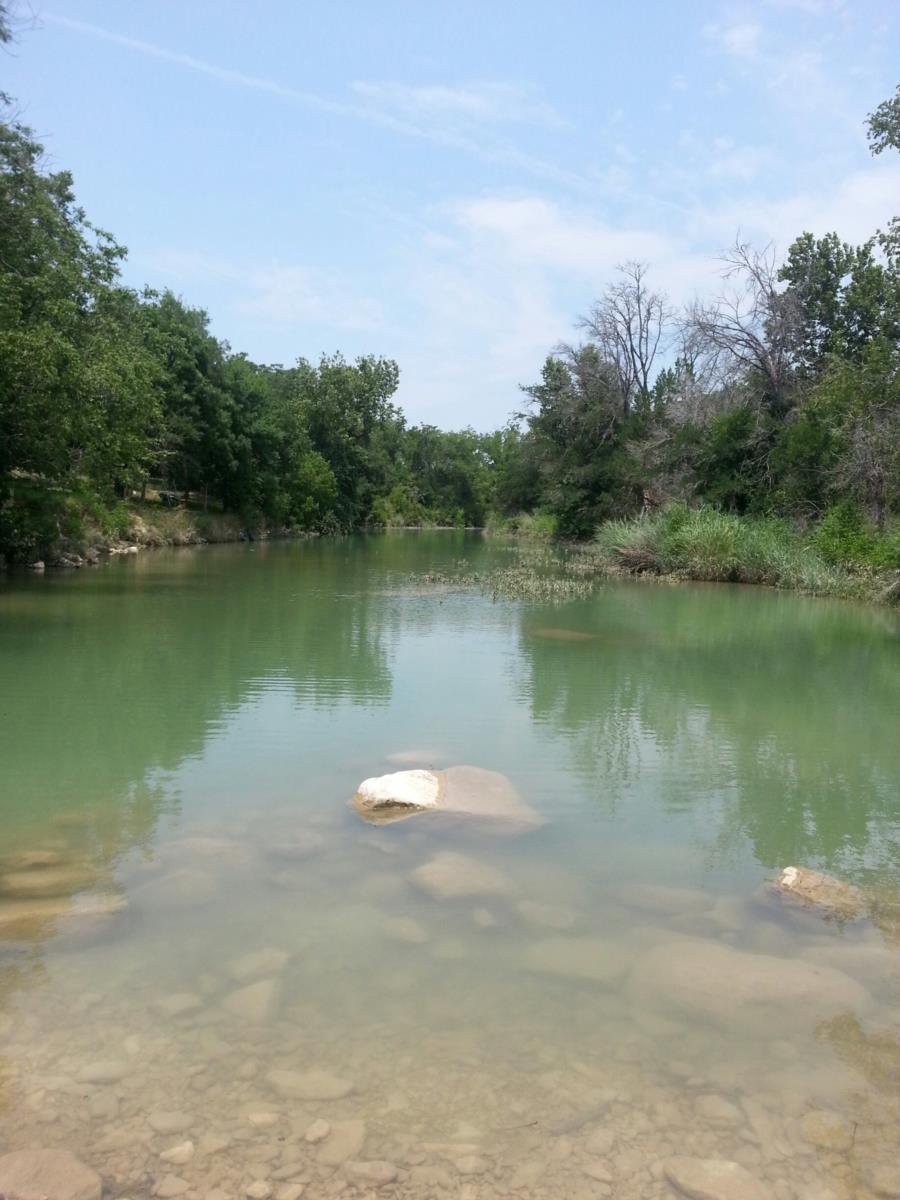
[1, 533, 899, 1200]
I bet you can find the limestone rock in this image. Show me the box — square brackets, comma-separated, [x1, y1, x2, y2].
[629, 938, 869, 1028]
[411, 851, 514, 901]
[317, 1119, 367, 1166]
[0, 1149, 102, 1200]
[351, 764, 542, 831]
[160, 1142, 194, 1165]
[266, 1068, 354, 1100]
[352, 769, 441, 823]
[521, 936, 630, 986]
[226, 947, 290, 983]
[344, 1161, 398, 1186]
[154, 1175, 189, 1198]
[222, 978, 282, 1024]
[76, 1058, 129, 1084]
[775, 866, 866, 920]
[663, 1156, 769, 1200]
[304, 1119, 330, 1143]
[246, 1183, 272, 1200]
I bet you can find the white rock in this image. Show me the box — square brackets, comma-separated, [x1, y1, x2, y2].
[304, 1119, 330, 1143]
[353, 769, 441, 821]
[246, 1111, 280, 1129]
[275, 1186, 305, 1200]
[160, 1142, 194, 1166]
[0, 1149, 101, 1200]
[246, 1183, 272, 1200]
[775, 866, 866, 920]
[663, 1156, 769, 1200]
[266, 1068, 354, 1100]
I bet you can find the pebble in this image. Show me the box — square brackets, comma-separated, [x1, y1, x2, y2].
[304, 1120, 331, 1144]
[246, 1184, 272, 1200]
[196, 1134, 231, 1157]
[344, 1161, 398, 1186]
[246, 1112, 280, 1129]
[160, 1142, 194, 1166]
[154, 1174, 189, 1198]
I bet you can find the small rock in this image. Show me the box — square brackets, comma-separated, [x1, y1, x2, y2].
[304, 1119, 331, 1143]
[76, 1060, 129, 1089]
[154, 1175, 189, 1198]
[160, 1142, 194, 1166]
[197, 1134, 232, 1157]
[247, 1112, 280, 1129]
[663, 1156, 769, 1200]
[695, 1095, 743, 1127]
[246, 1184, 272, 1200]
[801, 1110, 854, 1153]
[582, 1160, 613, 1183]
[267, 1068, 353, 1100]
[775, 866, 865, 920]
[344, 1161, 398, 1186]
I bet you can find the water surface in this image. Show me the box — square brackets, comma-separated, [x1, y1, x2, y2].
[1, 534, 898, 1200]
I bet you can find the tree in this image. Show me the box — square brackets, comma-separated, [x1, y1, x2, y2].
[867, 84, 900, 155]
[686, 241, 798, 414]
[578, 261, 670, 418]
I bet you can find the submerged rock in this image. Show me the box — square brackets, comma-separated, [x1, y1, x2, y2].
[266, 1068, 354, 1100]
[411, 851, 515, 900]
[222, 978, 282, 1024]
[630, 938, 870, 1028]
[316, 1119, 367, 1166]
[774, 866, 866, 920]
[226, 946, 290, 983]
[521, 936, 630, 986]
[663, 1156, 769, 1200]
[0, 1149, 101, 1200]
[351, 764, 543, 832]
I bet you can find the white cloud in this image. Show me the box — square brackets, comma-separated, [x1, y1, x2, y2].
[704, 21, 764, 60]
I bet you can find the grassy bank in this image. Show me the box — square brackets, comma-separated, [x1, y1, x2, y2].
[592, 505, 900, 604]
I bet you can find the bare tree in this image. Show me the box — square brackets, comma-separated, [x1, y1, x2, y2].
[578, 261, 671, 418]
[686, 240, 800, 413]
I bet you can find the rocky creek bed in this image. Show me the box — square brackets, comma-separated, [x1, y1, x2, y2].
[1, 798, 899, 1200]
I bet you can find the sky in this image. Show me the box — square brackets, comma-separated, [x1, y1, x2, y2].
[4, 0, 899, 430]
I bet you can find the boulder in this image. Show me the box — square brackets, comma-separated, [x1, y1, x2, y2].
[774, 866, 866, 920]
[629, 938, 870, 1029]
[663, 1156, 769, 1200]
[350, 764, 542, 832]
[0, 1149, 101, 1200]
[352, 769, 441, 824]
[411, 852, 515, 901]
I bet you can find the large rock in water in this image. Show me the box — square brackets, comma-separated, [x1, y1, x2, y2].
[0, 1149, 102, 1200]
[351, 765, 542, 833]
[629, 938, 870, 1029]
[663, 1156, 769, 1200]
[774, 865, 866, 920]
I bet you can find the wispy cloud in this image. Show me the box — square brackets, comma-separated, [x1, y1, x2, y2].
[351, 81, 561, 127]
[44, 13, 582, 189]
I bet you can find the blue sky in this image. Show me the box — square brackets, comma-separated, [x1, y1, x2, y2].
[5, 0, 899, 429]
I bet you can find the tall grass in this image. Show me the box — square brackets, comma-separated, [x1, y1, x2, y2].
[593, 505, 898, 603]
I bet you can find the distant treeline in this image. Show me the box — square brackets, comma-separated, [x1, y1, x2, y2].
[1, 6, 898, 568]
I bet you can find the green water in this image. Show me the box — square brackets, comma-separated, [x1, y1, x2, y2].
[0, 533, 898, 1200]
